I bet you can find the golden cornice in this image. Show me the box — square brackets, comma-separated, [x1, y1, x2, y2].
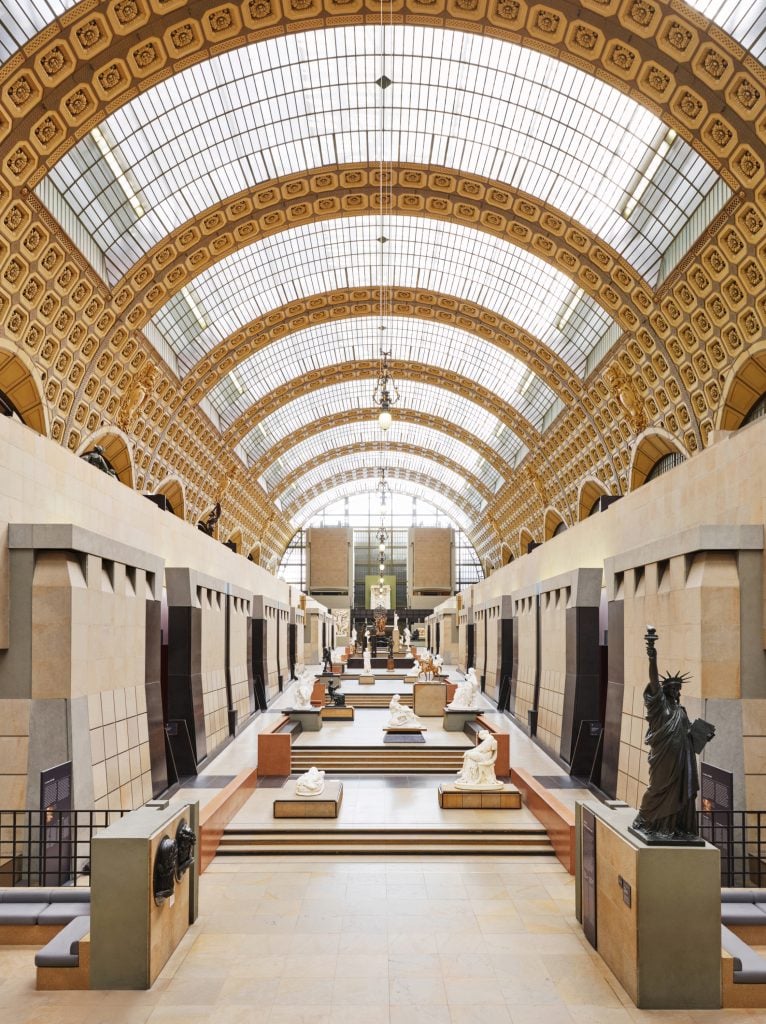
[267, 441, 494, 504]
[249, 408, 508, 480]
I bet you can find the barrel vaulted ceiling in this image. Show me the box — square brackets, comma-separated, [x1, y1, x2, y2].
[0, 0, 764, 567]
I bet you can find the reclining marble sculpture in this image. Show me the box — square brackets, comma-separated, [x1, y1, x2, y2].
[447, 668, 479, 710]
[387, 693, 424, 729]
[295, 766, 325, 796]
[455, 730, 503, 790]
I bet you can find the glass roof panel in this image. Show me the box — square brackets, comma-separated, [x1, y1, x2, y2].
[291, 478, 473, 532]
[208, 315, 556, 431]
[258, 421, 503, 496]
[240, 379, 522, 467]
[153, 215, 613, 378]
[45, 24, 719, 285]
[278, 451, 485, 514]
[684, 1, 766, 62]
[0, 0, 74, 62]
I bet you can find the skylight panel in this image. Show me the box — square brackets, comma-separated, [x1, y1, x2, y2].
[151, 215, 612, 378]
[44, 25, 719, 287]
[238, 380, 520, 467]
[292, 479, 473, 532]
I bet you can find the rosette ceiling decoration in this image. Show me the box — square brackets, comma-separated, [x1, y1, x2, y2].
[0, 1, 764, 565]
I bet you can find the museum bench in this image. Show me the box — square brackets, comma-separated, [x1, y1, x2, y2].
[721, 889, 766, 944]
[0, 887, 91, 944]
[35, 914, 91, 989]
[721, 924, 766, 1008]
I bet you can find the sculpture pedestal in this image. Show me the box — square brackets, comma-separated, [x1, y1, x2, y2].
[321, 706, 355, 720]
[438, 784, 521, 809]
[413, 682, 447, 716]
[576, 800, 721, 1009]
[287, 709, 322, 731]
[392, 627, 401, 654]
[384, 726, 426, 734]
[359, 674, 375, 685]
[443, 708, 478, 731]
[274, 780, 343, 818]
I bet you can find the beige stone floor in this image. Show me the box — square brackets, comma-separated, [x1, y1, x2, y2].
[1, 856, 762, 1024]
[3, 663, 752, 1022]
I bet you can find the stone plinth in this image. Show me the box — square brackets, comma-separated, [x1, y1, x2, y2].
[274, 780, 343, 818]
[438, 784, 521, 809]
[413, 682, 446, 716]
[359, 674, 375, 685]
[384, 726, 427, 734]
[443, 708, 479, 731]
[287, 709, 322, 731]
[321, 706, 355, 720]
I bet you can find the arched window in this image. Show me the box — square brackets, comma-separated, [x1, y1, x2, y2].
[742, 392, 766, 427]
[645, 451, 685, 483]
[552, 521, 567, 537]
[0, 388, 23, 422]
[588, 495, 602, 517]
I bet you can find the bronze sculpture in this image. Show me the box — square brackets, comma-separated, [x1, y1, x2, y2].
[80, 445, 117, 477]
[630, 627, 715, 845]
[198, 501, 222, 536]
[153, 835, 177, 904]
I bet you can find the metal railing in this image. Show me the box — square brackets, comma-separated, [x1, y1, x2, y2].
[0, 808, 125, 887]
[698, 809, 766, 887]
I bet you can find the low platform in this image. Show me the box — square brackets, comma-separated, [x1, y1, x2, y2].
[443, 708, 479, 731]
[321, 706, 355, 720]
[438, 783, 522, 809]
[273, 780, 343, 819]
[358, 674, 375, 685]
[286, 709, 322, 731]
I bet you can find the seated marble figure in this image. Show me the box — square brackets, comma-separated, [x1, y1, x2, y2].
[293, 673, 313, 708]
[387, 693, 424, 730]
[447, 668, 479, 710]
[295, 766, 325, 796]
[455, 729, 503, 790]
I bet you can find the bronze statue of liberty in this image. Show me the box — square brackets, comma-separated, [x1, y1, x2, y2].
[630, 627, 715, 845]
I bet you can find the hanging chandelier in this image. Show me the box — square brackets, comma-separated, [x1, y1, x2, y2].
[373, 350, 400, 431]
[377, 466, 390, 506]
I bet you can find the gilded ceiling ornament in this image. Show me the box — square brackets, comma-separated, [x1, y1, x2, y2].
[116, 362, 158, 432]
[603, 364, 647, 434]
[525, 466, 549, 506]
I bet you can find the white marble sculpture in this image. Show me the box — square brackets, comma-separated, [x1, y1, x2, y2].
[387, 693, 423, 729]
[393, 611, 399, 629]
[404, 626, 412, 648]
[454, 730, 503, 790]
[447, 668, 479, 710]
[293, 673, 313, 709]
[433, 653, 444, 674]
[363, 646, 372, 673]
[295, 766, 325, 796]
[351, 627, 357, 646]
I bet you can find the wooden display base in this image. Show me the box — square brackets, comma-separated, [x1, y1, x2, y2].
[384, 726, 427, 733]
[274, 780, 343, 818]
[438, 783, 522, 809]
[359, 674, 375, 685]
[321, 706, 355, 720]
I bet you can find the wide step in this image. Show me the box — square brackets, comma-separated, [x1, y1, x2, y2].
[332, 694, 414, 708]
[218, 826, 554, 856]
[291, 746, 466, 773]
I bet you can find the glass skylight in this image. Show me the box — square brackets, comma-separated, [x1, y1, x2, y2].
[278, 450, 486, 515]
[290, 478, 474, 533]
[258, 421, 503, 497]
[0, 0, 73, 62]
[154, 215, 613, 379]
[208, 315, 556, 432]
[684, 0, 766, 61]
[45, 25, 719, 285]
[239, 379, 523, 467]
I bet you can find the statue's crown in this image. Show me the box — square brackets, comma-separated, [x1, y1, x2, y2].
[661, 670, 691, 686]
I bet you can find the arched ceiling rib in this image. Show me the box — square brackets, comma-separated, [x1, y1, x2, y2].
[46, 25, 721, 286]
[234, 379, 524, 469]
[283, 469, 476, 533]
[226, 362, 539, 458]
[250, 409, 508, 484]
[276, 450, 487, 516]
[179, 285, 583, 411]
[268, 440, 494, 505]
[149, 215, 615, 379]
[209, 316, 557, 433]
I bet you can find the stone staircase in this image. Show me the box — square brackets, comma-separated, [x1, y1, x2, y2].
[336, 692, 414, 709]
[291, 745, 466, 774]
[217, 824, 554, 856]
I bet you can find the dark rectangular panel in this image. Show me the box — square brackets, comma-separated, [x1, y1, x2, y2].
[600, 600, 625, 798]
[145, 598, 168, 795]
[560, 606, 600, 764]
